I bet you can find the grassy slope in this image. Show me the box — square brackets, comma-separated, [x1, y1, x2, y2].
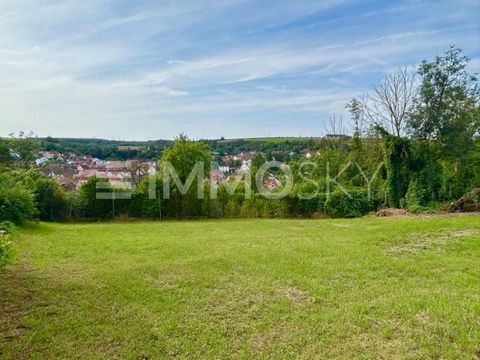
[1, 216, 479, 359]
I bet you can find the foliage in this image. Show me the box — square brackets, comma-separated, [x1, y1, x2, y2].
[75, 176, 114, 219]
[20, 170, 69, 221]
[0, 140, 13, 170]
[325, 188, 380, 218]
[2, 47, 479, 220]
[0, 230, 12, 267]
[291, 183, 326, 216]
[38, 137, 172, 160]
[403, 141, 442, 211]
[130, 175, 167, 219]
[6, 132, 39, 169]
[0, 172, 37, 224]
[161, 134, 211, 182]
[383, 134, 412, 208]
[408, 47, 479, 153]
[250, 152, 267, 192]
[0, 221, 16, 268]
[0, 220, 16, 233]
[159, 135, 212, 219]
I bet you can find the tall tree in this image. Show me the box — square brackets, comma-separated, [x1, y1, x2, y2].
[0, 140, 12, 170]
[346, 98, 365, 136]
[323, 113, 347, 135]
[7, 131, 38, 169]
[160, 134, 211, 218]
[160, 134, 211, 183]
[360, 67, 416, 136]
[407, 46, 479, 152]
[250, 152, 266, 193]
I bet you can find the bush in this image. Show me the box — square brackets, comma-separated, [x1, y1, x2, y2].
[0, 221, 16, 233]
[291, 183, 326, 216]
[404, 176, 427, 212]
[0, 221, 15, 268]
[240, 197, 265, 218]
[0, 174, 37, 224]
[75, 176, 116, 219]
[325, 188, 380, 218]
[22, 171, 69, 221]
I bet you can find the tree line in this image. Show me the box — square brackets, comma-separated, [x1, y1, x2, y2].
[0, 47, 479, 226]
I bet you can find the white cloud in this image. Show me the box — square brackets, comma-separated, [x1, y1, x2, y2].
[0, 0, 478, 139]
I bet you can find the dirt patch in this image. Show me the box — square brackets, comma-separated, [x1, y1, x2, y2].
[252, 334, 271, 352]
[377, 208, 410, 217]
[276, 287, 313, 305]
[415, 311, 430, 324]
[388, 229, 480, 255]
[449, 188, 480, 213]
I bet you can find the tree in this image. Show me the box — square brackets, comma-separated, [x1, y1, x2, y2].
[0, 172, 37, 224]
[7, 132, 39, 169]
[360, 67, 416, 136]
[160, 134, 211, 183]
[0, 140, 13, 170]
[407, 47, 480, 200]
[323, 113, 347, 135]
[384, 135, 412, 208]
[408, 46, 479, 149]
[250, 152, 266, 193]
[76, 176, 113, 219]
[21, 170, 68, 221]
[346, 98, 365, 136]
[130, 175, 167, 219]
[160, 135, 212, 218]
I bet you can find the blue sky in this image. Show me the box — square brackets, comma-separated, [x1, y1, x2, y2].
[0, 0, 479, 140]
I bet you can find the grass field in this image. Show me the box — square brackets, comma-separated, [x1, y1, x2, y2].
[1, 215, 479, 359]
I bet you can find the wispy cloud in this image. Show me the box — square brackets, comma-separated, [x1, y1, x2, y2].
[0, 0, 478, 139]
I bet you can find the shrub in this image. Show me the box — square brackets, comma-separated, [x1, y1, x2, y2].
[22, 171, 69, 221]
[325, 188, 380, 218]
[263, 199, 289, 218]
[383, 136, 412, 208]
[224, 196, 243, 218]
[240, 197, 265, 218]
[404, 176, 427, 212]
[75, 176, 115, 219]
[0, 221, 16, 233]
[292, 183, 326, 216]
[0, 221, 15, 268]
[0, 174, 37, 224]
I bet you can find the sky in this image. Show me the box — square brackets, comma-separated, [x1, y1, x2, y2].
[0, 0, 479, 140]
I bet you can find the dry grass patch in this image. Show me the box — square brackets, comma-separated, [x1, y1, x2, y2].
[276, 287, 313, 305]
[388, 229, 480, 255]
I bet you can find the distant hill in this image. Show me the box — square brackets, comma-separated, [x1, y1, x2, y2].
[36, 137, 173, 160]
[216, 136, 324, 143]
[31, 135, 351, 160]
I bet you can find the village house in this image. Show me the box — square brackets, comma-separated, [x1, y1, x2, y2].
[36, 151, 156, 189]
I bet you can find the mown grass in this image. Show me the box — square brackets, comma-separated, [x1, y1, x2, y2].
[1, 215, 479, 359]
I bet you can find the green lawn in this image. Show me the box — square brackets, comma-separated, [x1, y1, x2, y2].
[1, 215, 479, 359]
